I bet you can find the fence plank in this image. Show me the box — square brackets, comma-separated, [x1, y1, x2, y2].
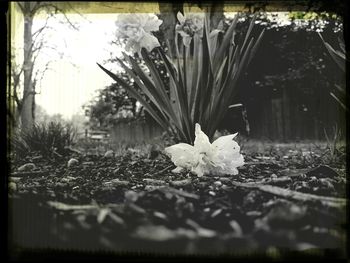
[110, 121, 164, 144]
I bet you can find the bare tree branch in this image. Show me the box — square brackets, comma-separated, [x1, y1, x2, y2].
[32, 14, 52, 39]
[16, 2, 25, 14]
[34, 3, 80, 30]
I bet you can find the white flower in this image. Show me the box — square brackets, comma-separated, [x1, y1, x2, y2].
[165, 123, 244, 177]
[115, 14, 163, 54]
[175, 12, 205, 47]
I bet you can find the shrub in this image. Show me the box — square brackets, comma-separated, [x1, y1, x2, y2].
[98, 12, 264, 144]
[11, 121, 77, 159]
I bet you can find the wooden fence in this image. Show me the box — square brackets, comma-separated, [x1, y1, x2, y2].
[109, 120, 164, 145]
[244, 84, 346, 141]
[109, 84, 346, 143]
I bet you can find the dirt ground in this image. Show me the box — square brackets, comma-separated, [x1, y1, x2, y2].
[8, 141, 347, 259]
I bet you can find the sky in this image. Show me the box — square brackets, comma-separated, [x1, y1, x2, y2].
[33, 13, 121, 119]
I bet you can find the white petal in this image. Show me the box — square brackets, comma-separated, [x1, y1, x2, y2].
[194, 123, 211, 153]
[165, 143, 198, 169]
[143, 15, 163, 32]
[177, 12, 186, 24]
[172, 167, 184, 173]
[139, 33, 160, 52]
[212, 133, 240, 155]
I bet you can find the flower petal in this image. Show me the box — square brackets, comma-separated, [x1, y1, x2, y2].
[194, 124, 211, 153]
[139, 33, 161, 52]
[143, 14, 163, 32]
[165, 143, 198, 169]
[177, 11, 186, 24]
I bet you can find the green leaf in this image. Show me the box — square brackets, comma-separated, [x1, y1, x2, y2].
[97, 63, 169, 132]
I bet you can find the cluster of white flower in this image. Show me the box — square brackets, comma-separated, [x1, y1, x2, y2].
[115, 14, 163, 54]
[175, 12, 204, 46]
[165, 124, 245, 177]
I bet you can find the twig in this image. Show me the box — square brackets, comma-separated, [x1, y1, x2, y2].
[64, 146, 83, 155]
[147, 165, 173, 177]
[230, 181, 347, 209]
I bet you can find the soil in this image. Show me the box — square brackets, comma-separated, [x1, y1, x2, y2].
[7, 143, 347, 259]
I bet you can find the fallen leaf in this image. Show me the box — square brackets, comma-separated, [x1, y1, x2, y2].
[97, 208, 110, 224]
[133, 225, 196, 241]
[18, 163, 36, 172]
[307, 165, 339, 179]
[47, 201, 97, 211]
[229, 220, 243, 237]
[170, 179, 192, 187]
[67, 158, 79, 168]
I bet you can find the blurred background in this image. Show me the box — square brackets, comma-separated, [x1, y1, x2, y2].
[8, 2, 346, 151]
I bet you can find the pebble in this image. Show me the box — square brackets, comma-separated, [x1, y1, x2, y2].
[104, 150, 114, 158]
[209, 191, 216, 196]
[125, 190, 139, 202]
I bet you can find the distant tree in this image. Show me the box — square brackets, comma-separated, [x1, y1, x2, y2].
[9, 2, 80, 130]
[84, 81, 140, 130]
[34, 104, 50, 124]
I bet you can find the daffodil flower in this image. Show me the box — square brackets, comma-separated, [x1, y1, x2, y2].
[175, 12, 205, 47]
[115, 14, 163, 55]
[165, 123, 244, 177]
[175, 11, 225, 47]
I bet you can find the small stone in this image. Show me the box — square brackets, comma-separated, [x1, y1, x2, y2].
[67, 158, 79, 168]
[18, 163, 36, 172]
[104, 150, 114, 158]
[125, 190, 139, 202]
[209, 191, 216, 196]
[270, 174, 278, 179]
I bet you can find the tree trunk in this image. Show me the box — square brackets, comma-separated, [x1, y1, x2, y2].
[209, 3, 224, 29]
[21, 3, 34, 130]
